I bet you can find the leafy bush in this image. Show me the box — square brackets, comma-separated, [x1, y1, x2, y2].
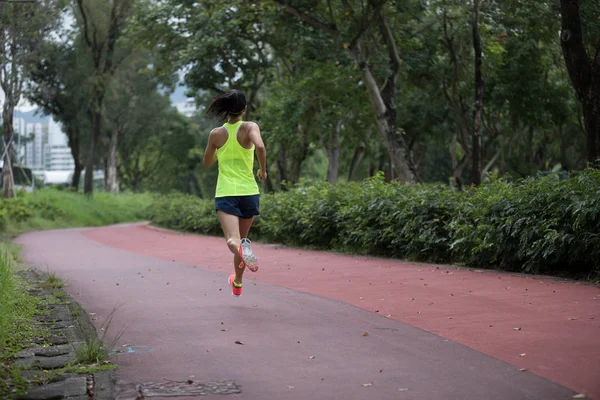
[147, 170, 600, 280]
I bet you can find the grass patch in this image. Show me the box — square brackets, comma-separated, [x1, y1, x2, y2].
[75, 305, 127, 365]
[75, 337, 107, 365]
[64, 363, 118, 374]
[0, 243, 46, 397]
[1, 188, 153, 238]
[41, 273, 64, 290]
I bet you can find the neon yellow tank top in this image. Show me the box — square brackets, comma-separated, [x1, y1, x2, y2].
[215, 121, 259, 197]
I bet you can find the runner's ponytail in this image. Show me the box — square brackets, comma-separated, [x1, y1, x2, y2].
[205, 89, 247, 120]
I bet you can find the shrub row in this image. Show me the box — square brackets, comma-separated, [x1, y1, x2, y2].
[146, 170, 600, 279]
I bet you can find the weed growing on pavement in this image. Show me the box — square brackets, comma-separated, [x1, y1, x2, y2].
[75, 305, 127, 365]
[42, 272, 65, 289]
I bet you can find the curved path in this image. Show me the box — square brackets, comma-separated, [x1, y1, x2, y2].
[16, 224, 600, 400]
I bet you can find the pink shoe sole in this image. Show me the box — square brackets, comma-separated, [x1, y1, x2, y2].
[239, 246, 259, 272]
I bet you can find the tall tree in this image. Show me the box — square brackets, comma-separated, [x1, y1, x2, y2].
[559, 0, 600, 168]
[271, 0, 417, 182]
[26, 42, 90, 190]
[0, 0, 63, 197]
[75, 0, 134, 195]
[133, 0, 273, 113]
[471, 0, 484, 185]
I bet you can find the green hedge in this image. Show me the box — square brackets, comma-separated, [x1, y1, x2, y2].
[146, 170, 600, 279]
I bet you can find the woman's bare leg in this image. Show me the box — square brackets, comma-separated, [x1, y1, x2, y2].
[217, 211, 244, 284]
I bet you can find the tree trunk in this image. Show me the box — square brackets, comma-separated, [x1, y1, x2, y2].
[559, 125, 568, 168]
[84, 110, 101, 195]
[105, 131, 120, 193]
[526, 125, 535, 165]
[471, 0, 484, 186]
[582, 96, 600, 167]
[275, 1, 415, 182]
[450, 134, 470, 186]
[66, 126, 82, 191]
[277, 148, 288, 188]
[288, 123, 310, 185]
[348, 143, 366, 181]
[349, 42, 416, 183]
[325, 120, 342, 183]
[2, 107, 15, 198]
[560, 0, 600, 168]
[72, 162, 83, 191]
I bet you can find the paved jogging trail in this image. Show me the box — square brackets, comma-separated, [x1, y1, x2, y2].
[16, 223, 600, 400]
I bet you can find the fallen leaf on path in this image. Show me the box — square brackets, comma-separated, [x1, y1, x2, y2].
[235, 341, 244, 345]
[513, 327, 521, 331]
[520, 353, 526, 357]
[361, 383, 372, 387]
[309, 356, 315, 359]
[519, 368, 527, 371]
[385, 314, 392, 318]
[568, 317, 578, 320]
[363, 332, 369, 337]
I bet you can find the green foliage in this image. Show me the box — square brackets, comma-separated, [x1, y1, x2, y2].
[147, 171, 600, 279]
[146, 193, 221, 235]
[450, 171, 600, 276]
[0, 189, 152, 236]
[0, 243, 41, 396]
[42, 273, 65, 290]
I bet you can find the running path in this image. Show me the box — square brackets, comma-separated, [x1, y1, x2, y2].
[16, 224, 598, 399]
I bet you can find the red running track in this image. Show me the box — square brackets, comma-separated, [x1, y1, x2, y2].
[84, 223, 600, 398]
[16, 223, 599, 399]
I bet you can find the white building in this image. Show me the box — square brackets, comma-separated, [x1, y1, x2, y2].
[46, 118, 74, 171]
[176, 98, 197, 118]
[24, 122, 47, 169]
[12, 117, 27, 163]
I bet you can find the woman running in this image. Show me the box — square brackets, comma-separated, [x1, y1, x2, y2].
[203, 89, 267, 297]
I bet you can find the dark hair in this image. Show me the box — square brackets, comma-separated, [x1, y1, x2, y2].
[205, 89, 247, 120]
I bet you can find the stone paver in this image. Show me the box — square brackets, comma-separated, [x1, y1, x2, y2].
[16, 377, 87, 400]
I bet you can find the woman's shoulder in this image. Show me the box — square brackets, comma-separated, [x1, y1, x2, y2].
[242, 121, 260, 130]
[210, 126, 228, 136]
